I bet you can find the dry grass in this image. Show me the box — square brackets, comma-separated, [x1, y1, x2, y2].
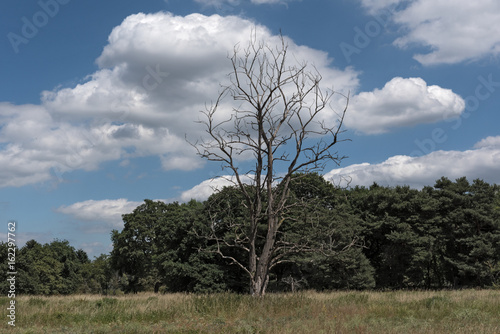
[1, 290, 499, 333]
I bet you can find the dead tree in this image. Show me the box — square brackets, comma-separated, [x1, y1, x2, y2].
[194, 34, 349, 296]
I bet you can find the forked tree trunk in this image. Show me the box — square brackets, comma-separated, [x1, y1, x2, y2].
[250, 273, 268, 297]
[249, 216, 278, 296]
[251, 252, 272, 296]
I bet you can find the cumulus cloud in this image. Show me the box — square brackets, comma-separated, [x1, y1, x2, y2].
[180, 178, 233, 202]
[346, 77, 465, 134]
[474, 136, 500, 149]
[56, 198, 143, 229]
[0, 103, 196, 187]
[361, 0, 500, 65]
[0, 12, 358, 188]
[56, 197, 174, 234]
[179, 174, 256, 202]
[324, 136, 500, 188]
[0, 103, 112, 187]
[77, 12, 357, 128]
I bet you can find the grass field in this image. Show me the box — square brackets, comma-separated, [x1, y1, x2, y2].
[1, 290, 499, 333]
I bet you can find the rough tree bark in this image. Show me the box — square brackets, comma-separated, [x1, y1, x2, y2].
[194, 33, 349, 296]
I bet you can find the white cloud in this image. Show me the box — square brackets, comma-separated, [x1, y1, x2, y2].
[180, 177, 234, 202]
[0, 102, 196, 187]
[0, 103, 116, 187]
[361, 0, 500, 65]
[474, 136, 500, 149]
[0, 12, 358, 188]
[325, 136, 500, 188]
[56, 198, 174, 235]
[346, 77, 465, 134]
[179, 174, 256, 202]
[61, 12, 357, 128]
[56, 198, 143, 229]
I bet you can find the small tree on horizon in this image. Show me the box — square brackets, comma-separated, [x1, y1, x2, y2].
[194, 33, 351, 296]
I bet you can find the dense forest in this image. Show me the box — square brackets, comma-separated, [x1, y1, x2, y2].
[2, 175, 499, 295]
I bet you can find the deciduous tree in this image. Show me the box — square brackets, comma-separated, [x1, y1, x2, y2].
[194, 34, 350, 296]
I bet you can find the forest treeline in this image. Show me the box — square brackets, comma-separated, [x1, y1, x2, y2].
[2, 174, 499, 295]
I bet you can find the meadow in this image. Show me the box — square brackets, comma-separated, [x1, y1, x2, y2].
[1, 290, 499, 333]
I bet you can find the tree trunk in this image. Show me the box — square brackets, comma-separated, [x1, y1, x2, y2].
[249, 241, 271, 296]
[250, 274, 268, 297]
[250, 215, 278, 296]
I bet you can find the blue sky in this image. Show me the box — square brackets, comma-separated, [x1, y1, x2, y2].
[1, 0, 499, 258]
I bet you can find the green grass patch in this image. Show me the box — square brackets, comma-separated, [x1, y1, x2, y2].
[3, 290, 500, 333]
